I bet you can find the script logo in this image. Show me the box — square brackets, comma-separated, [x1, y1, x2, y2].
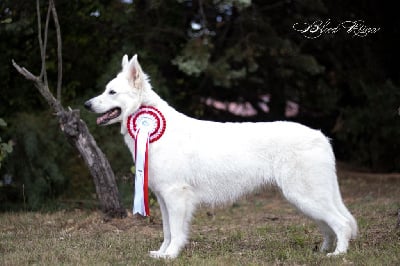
[293, 19, 380, 39]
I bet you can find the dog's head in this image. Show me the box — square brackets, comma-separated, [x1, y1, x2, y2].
[84, 54, 150, 127]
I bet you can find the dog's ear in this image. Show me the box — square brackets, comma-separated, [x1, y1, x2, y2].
[125, 54, 145, 89]
[122, 54, 129, 68]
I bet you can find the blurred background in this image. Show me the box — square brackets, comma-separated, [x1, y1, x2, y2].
[0, 0, 399, 210]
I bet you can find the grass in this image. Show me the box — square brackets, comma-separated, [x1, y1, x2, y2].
[1, 168, 400, 265]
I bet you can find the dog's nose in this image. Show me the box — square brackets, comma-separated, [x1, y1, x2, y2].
[84, 100, 92, 110]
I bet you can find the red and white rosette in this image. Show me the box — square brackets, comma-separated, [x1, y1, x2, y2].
[127, 106, 166, 217]
[127, 106, 166, 143]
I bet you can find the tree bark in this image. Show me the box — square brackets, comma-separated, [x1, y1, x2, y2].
[11, 0, 126, 219]
[59, 110, 126, 218]
[12, 61, 127, 219]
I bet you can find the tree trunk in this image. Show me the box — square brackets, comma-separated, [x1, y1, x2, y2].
[12, 62, 127, 219]
[11, 0, 126, 219]
[59, 110, 126, 218]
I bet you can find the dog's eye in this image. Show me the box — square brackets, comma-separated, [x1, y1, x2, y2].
[109, 90, 116, 95]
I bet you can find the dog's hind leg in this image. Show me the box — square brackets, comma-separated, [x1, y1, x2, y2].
[325, 213, 352, 256]
[333, 188, 358, 240]
[150, 193, 171, 258]
[285, 192, 352, 256]
[317, 221, 336, 253]
[279, 171, 353, 256]
[151, 185, 196, 259]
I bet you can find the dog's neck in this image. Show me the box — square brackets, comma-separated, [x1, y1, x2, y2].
[120, 88, 173, 135]
[141, 88, 165, 108]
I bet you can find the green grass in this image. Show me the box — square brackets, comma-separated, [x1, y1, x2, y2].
[1, 170, 400, 265]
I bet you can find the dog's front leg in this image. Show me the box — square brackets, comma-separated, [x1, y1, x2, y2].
[151, 185, 196, 259]
[150, 194, 171, 258]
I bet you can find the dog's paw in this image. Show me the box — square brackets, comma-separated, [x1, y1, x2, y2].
[149, 250, 163, 259]
[149, 250, 178, 259]
[327, 251, 346, 257]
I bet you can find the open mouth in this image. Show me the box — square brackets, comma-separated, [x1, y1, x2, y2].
[96, 108, 121, 125]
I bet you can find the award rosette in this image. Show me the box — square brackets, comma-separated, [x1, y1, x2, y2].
[127, 106, 166, 216]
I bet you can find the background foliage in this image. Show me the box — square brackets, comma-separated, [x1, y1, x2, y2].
[0, 0, 399, 209]
[0, 118, 13, 170]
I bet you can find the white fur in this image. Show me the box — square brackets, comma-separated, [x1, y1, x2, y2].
[85, 55, 357, 259]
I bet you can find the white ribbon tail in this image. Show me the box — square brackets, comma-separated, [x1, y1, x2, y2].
[133, 128, 150, 216]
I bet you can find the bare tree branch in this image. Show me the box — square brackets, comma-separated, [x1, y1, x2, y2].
[12, 60, 39, 82]
[12, 0, 126, 218]
[36, 0, 50, 85]
[50, 0, 63, 103]
[36, 0, 43, 73]
[42, 1, 51, 81]
[12, 59, 63, 114]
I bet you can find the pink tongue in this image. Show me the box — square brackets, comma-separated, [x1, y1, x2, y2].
[96, 113, 109, 125]
[96, 109, 120, 125]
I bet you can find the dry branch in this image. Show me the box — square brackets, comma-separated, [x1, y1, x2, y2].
[12, 0, 126, 218]
[50, 0, 63, 102]
[12, 59, 63, 114]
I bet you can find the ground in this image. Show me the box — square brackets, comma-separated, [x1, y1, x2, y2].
[1, 165, 399, 265]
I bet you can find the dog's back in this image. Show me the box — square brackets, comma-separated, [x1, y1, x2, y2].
[151, 119, 332, 205]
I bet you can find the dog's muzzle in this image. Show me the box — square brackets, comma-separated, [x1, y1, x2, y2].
[84, 100, 93, 111]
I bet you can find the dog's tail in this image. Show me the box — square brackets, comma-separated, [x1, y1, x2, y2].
[332, 179, 358, 239]
[325, 138, 358, 240]
[326, 137, 358, 239]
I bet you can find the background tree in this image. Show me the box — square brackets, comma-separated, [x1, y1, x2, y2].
[0, 119, 13, 170]
[9, 0, 126, 217]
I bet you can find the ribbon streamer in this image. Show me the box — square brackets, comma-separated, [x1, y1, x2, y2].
[127, 106, 166, 217]
[133, 127, 150, 216]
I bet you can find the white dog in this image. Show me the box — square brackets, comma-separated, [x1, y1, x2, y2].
[85, 54, 357, 259]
